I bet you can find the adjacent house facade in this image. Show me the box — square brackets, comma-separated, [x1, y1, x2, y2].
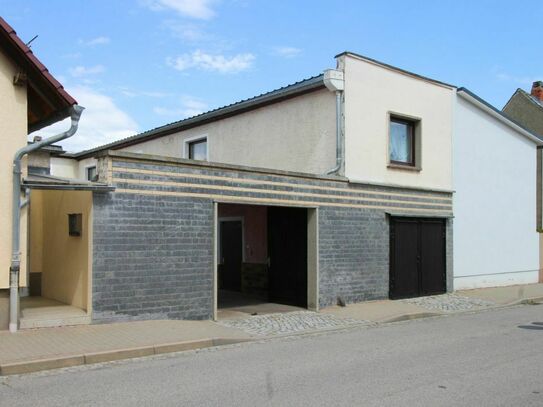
[1, 17, 540, 330]
[454, 89, 541, 289]
[0, 18, 77, 328]
[503, 82, 543, 283]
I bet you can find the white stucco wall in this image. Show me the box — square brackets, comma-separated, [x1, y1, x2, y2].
[453, 95, 540, 289]
[341, 54, 454, 191]
[120, 89, 337, 174]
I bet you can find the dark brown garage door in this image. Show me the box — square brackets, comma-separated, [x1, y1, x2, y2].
[389, 217, 446, 299]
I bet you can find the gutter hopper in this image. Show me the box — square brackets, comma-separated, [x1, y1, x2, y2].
[323, 69, 344, 92]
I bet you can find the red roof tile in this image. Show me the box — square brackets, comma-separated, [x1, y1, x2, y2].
[0, 16, 77, 106]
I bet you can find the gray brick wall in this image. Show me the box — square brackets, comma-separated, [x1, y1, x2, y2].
[319, 207, 389, 307]
[89, 155, 454, 322]
[92, 192, 214, 322]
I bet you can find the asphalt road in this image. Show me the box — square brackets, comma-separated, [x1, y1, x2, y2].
[2, 305, 543, 406]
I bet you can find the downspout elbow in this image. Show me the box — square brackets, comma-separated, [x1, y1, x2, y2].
[9, 104, 84, 333]
[323, 69, 344, 175]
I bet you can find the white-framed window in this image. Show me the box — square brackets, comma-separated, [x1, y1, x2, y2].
[183, 135, 208, 161]
[85, 166, 97, 181]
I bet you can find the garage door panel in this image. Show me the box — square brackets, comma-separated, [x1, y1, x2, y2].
[420, 221, 446, 295]
[390, 219, 419, 299]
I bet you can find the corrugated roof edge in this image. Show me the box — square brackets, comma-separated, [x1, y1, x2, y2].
[458, 87, 543, 143]
[335, 51, 456, 89]
[68, 74, 325, 160]
[0, 16, 77, 107]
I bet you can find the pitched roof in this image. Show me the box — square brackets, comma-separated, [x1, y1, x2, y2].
[336, 51, 456, 89]
[458, 87, 543, 144]
[69, 74, 325, 159]
[503, 88, 543, 112]
[0, 17, 77, 132]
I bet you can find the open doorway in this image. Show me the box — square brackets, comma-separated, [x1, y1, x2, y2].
[216, 203, 318, 319]
[24, 189, 92, 328]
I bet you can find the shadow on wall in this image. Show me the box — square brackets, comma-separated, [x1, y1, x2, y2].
[0, 290, 8, 329]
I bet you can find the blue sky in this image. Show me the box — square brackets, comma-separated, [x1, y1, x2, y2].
[1, 0, 542, 152]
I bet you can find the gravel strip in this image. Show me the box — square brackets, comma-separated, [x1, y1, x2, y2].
[402, 293, 496, 312]
[218, 311, 368, 336]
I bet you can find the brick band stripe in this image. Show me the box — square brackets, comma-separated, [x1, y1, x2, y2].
[113, 177, 452, 210]
[111, 164, 453, 202]
[116, 188, 453, 215]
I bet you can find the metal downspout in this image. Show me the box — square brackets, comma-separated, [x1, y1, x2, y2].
[9, 105, 84, 333]
[326, 90, 343, 175]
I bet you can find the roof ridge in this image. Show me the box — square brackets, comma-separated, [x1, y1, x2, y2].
[70, 73, 325, 158]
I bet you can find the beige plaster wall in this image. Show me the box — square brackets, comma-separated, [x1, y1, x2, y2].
[342, 54, 454, 190]
[38, 190, 91, 310]
[0, 50, 28, 289]
[50, 157, 79, 179]
[29, 190, 44, 274]
[121, 89, 337, 174]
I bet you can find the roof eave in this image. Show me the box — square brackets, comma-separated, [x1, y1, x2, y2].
[336, 51, 456, 89]
[458, 88, 543, 145]
[70, 74, 326, 160]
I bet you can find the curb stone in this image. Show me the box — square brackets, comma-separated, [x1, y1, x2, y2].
[0, 337, 250, 376]
[2, 295, 542, 376]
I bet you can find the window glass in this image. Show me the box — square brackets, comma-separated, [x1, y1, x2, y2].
[86, 166, 97, 181]
[390, 120, 414, 165]
[189, 139, 207, 160]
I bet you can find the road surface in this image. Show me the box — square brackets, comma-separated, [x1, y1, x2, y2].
[1, 305, 543, 406]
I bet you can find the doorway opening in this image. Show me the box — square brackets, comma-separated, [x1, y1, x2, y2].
[216, 203, 318, 319]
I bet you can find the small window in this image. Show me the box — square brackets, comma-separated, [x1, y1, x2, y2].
[86, 166, 97, 181]
[188, 138, 207, 161]
[68, 213, 82, 237]
[389, 117, 416, 166]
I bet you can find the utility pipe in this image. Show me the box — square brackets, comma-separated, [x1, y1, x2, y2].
[326, 90, 343, 174]
[9, 105, 84, 333]
[323, 69, 344, 175]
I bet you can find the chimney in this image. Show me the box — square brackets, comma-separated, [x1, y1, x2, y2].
[531, 81, 543, 102]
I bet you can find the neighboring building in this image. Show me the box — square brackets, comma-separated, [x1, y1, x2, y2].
[454, 89, 541, 289]
[0, 16, 79, 328]
[503, 82, 543, 283]
[503, 82, 543, 137]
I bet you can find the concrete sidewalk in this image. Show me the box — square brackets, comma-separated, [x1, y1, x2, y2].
[2, 283, 543, 376]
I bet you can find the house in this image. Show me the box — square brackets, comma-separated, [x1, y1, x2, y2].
[27, 52, 455, 326]
[453, 89, 541, 288]
[0, 17, 98, 332]
[2, 33, 540, 329]
[503, 82, 543, 283]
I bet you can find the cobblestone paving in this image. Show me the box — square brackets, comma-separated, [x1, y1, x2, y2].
[218, 311, 368, 336]
[402, 293, 496, 312]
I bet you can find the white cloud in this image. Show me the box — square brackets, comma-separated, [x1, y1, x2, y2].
[29, 86, 139, 153]
[167, 50, 255, 74]
[119, 87, 170, 98]
[273, 46, 302, 58]
[144, 0, 217, 20]
[78, 36, 111, 46]
[162, 20, 210, 42]
[69, 65, 106, 77]
[492, 67, 540, 86]
[154, 97, 208, 118]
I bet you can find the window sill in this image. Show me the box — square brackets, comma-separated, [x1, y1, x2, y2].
[387, 163, 421, 172]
